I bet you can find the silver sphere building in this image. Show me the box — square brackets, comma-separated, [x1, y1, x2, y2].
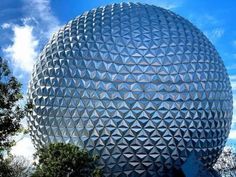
[28, 3, 233, 176]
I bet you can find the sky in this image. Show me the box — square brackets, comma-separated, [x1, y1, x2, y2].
[0, 0, 236, 161]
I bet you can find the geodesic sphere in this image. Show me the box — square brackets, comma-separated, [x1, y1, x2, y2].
[28, 3, 233, 177]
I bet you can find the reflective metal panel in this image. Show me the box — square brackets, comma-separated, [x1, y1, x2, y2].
[28, 3, 233, 177]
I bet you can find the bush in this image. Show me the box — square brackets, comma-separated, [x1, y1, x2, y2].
[31, 143, 102, 177]
[0, 155, 32, 177]
[214, 146, 236, 177]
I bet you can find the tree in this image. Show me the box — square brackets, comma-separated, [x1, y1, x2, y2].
[31, 143, 102, 177]
[214, 146, 236, 177]
[0, 57, 25, 154]
[0, 155, 32, 177]
[0, 57, 33, 176]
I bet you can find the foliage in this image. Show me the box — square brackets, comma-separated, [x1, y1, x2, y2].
[0, 155, 32, 177]
[31, 143, 102, 177]
[0, 57, 33, 176]
[0, 57, 25, 153]
[214, 146, 236, 177]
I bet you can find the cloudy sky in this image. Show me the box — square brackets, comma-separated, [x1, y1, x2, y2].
[1, 0, 236, 161]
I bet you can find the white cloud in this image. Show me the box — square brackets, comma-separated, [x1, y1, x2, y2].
[212, 28, 224, 38]
[3, 0, 61, 161]
[232, 82, 236, 91]
[23, 0, 60, 39]
[230, 75, 236, 91]
[230, 75, 236, 80]
[203, 15, 220, 25]
[186, 14, 224, 43]
[1, 23, 11, 29]
[227, 75, 236, 138]
[227, 64, 236, 70]
[228, 130, 236, 139]
[187, 14, 220, 29]
[3, 24, 38, 73]
[2, 0, 61, 74]
[204, 28, 224, 42]
[234, 96, 236, 109]
[11, 135, 36, 162]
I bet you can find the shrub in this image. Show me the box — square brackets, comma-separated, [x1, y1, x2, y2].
[31, 143, 102, 177]
[0, 155, 31, 177]
[214, 146, 236, 177]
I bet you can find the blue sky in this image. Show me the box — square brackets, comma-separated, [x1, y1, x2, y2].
[0, 0, 236, 159]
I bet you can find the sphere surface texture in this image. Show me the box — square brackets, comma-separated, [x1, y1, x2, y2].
[28, 3, 233, 176]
